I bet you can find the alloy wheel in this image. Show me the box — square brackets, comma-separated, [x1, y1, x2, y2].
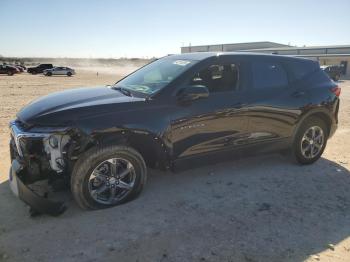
[300, 126, 324, 159]
[88, 158, 136, 205]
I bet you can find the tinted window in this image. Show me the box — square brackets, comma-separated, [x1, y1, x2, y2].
[286, 59, 319, 81]
[252, 61, 288, 89]
[191, 63, 239, 93]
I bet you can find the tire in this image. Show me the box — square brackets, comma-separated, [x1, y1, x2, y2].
[67, 72, 72, 77]
[46, 72, 52, 76]
[71, 145, 147, 210]
[32, 71, 37, 75]
[7, 71, 13, 76]
[292, 117, 328, 165]
[334, 74, 340, 81]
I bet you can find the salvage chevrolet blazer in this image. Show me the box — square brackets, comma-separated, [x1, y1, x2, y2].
[9, 52, 340, 215]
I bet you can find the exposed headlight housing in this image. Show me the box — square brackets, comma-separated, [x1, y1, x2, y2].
[10, 121, 49, 157]
[10, 120, 71, 173]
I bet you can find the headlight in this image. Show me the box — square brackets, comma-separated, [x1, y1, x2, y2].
[9, 121, 70, 157]
[10, 121, 50, 157]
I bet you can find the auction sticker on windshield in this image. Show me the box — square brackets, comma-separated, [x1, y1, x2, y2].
[173, 60, 192, 66]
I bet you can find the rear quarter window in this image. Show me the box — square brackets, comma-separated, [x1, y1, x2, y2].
[285, 59, 319, 81]
[252, 61, 288, 89]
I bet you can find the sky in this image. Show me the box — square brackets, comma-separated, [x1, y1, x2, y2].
[1, 0, 350, 58]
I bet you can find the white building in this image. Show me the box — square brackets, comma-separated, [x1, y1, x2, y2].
[181, 42, 350, 76]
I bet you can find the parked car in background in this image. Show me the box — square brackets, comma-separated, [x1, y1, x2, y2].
[8, 53, 340, 215]
[321, 65, 342, 81]
[16, 64, 26, 71]
[13, 65, 24, 73]
[0, 65, 19, 75]
[43, 66, 76, 76]
[27, 64, 53, 74]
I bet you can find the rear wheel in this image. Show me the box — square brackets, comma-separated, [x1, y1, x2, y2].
[7, 71, 13, 76]
[71, 145, 147, 210]
[292, 117, 328, 164]
[334, 74, 340, 81]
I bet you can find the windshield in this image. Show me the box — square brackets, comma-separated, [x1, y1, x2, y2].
[113, 57, 197, 95]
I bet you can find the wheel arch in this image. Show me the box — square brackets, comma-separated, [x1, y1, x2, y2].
[293, 109, 333, 139]
[89, 130, 171, 170]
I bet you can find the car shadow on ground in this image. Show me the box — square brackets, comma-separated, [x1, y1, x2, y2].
[1, 154, 350, 262]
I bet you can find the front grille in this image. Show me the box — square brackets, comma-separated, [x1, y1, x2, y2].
[21, 137, 46, 155]
[9, 122, 52, 183]
[9, 120, 49, 157]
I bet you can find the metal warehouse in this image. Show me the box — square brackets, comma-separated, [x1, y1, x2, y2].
[181, 41, 350, 76]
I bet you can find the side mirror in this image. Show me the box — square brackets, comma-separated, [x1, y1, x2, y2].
[177, 85, 209, 102]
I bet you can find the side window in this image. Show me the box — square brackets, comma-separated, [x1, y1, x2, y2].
[191, 63, 239, 93]
[252, 61, 288, 89]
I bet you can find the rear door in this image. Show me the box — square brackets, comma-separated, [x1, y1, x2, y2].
[245, 58, 309, 145]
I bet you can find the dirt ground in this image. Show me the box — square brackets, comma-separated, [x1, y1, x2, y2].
[0, 71, 350, 262]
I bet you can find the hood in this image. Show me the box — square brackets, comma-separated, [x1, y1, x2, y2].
[17, 86, 145, 126]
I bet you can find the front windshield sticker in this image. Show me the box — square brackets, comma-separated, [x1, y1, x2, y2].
[173, 60, 191, 66]
[128, 85, 152, 93]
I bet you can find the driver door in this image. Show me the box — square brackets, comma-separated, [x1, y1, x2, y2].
[170, 58, 250, 160]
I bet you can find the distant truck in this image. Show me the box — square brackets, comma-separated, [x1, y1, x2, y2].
[321, 65, 342, 81]
[27, 64, 53, 74]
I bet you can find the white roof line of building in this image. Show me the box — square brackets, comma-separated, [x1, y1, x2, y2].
[245, 45, 350, 51]
[293, 54, 350, 57]
[181, 41, 290, 49]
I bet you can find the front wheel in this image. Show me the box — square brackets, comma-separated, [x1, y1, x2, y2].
[7, 71, 13, 76]
[292, 117, 328, 165]
[71, 145, 147, 210]
[67, 72, 72, 77]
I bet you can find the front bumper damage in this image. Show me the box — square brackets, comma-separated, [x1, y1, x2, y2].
[9, 120, 72, 216]
[9, 159, 66, 216]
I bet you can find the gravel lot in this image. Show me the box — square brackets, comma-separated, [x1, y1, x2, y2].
[0, 71, 349, 262]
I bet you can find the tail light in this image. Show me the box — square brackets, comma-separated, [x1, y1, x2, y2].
[331, 86, 341, 97]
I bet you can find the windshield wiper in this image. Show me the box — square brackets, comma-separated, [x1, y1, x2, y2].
[112, 86, 133, 97]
